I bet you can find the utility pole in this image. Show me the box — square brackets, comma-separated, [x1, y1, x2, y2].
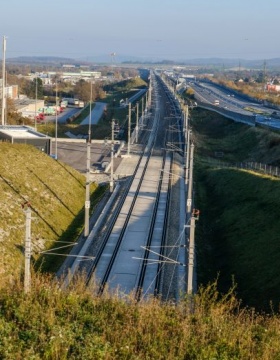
[110, 119, 115, 193]
[127, 102, 131, 156]
[34, 77, 37, 131]
[135, 102, 139, 143]
[185, 139, 198, 294]
[55, 80, 58, 160]
[84, 80, 92, 237]
[183, 105, 189, 157]
[263, 60, 267, 88]
[1, 36, 6, 126]
[185, 129, 191, 186]
[148, 83, 152, 107]
[142, 96, 145, 127]
[187, 211, 199, 294]
[185, 105, 189, 132]
[186, 143, 194, 215]
[22, 201, 32, 294]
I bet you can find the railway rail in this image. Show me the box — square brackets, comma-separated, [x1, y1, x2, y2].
[63, 71, 186, 299]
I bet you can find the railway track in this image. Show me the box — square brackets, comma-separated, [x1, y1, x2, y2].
[66, 71, 186, 299]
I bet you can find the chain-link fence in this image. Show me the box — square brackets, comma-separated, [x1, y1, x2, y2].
[206, 158, 280, 178]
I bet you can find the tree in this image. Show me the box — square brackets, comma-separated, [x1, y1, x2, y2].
[24, 78, 44, 99]
[256, 72, 265, 84]
[0, 97, 32, 125]
[74, 80, 97, 102]
[185, 88, 195, 99]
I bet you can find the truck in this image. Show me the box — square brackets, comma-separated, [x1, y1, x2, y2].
[214, 100, 220, 106]
[38, 106, 60, 116]
[62, 98, 79, 106]
[60, 100, 68, 109]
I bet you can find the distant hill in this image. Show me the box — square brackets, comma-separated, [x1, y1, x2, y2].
[6, 55, 280, 69]
[179, 57, 280, 69]
[6, 56, 91, 67]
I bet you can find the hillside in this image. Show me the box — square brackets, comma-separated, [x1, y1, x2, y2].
[0, 143, 99, 283]
[192, 109, 280, 310]
[1, 277, 280, 359]
[1, 114, 280, 358]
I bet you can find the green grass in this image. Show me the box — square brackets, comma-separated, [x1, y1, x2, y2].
[193, 108, 280, 311]
[1, 276, 280, 359]
[2, 108, 280, 358]
[0, 143, 101, 282]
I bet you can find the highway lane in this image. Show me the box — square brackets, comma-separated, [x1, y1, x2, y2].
[189, 80, 275, 116]
[187, 80, 280, 130]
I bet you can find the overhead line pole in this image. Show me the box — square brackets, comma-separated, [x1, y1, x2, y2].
[127, 102, 131, 156]
[34, 77, 37, 131]
[136, 101, 139, 143]
[22, 202, 32, 294]
[187, 214, 197, 294]
[55, 80, 58, 160]
[185, 129, 191, 186]
[183, 105, 189, 158]
[186, 143, 194, 215]
[84, 79, 92, 237]
[185, 142, 198, 294]
[110, 119, 115, 193]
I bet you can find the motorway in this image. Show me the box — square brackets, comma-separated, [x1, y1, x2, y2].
[184, 80, 280, 131]
[189, 80, 271, 115]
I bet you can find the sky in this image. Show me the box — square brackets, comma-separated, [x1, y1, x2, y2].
[1, 0, 280, 61]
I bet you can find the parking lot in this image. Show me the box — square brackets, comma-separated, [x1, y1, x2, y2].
[53, 139, 123, 183]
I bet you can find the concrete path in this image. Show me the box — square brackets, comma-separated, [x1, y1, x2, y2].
[80, 102, 107, 125]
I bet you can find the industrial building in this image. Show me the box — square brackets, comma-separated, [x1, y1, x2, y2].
[0, 80, 18, 99]
[0, 126, 51, 154]
[47, 70, 102, 82]
[14, 98, 45, 119]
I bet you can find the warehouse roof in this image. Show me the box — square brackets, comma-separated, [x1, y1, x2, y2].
[0, 125, 50, 139]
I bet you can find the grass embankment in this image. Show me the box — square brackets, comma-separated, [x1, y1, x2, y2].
[1, 276, 280, 359]
[2, 113, 280, 358]
[0, 143, 101, 282]
[192, 109, 280, 310]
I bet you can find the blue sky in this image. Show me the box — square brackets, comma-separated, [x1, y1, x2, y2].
[1, 0, 280, 61]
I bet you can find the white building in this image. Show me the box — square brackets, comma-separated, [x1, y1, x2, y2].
[14, 98, 45, 118]
[0, 80, 18, 99]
